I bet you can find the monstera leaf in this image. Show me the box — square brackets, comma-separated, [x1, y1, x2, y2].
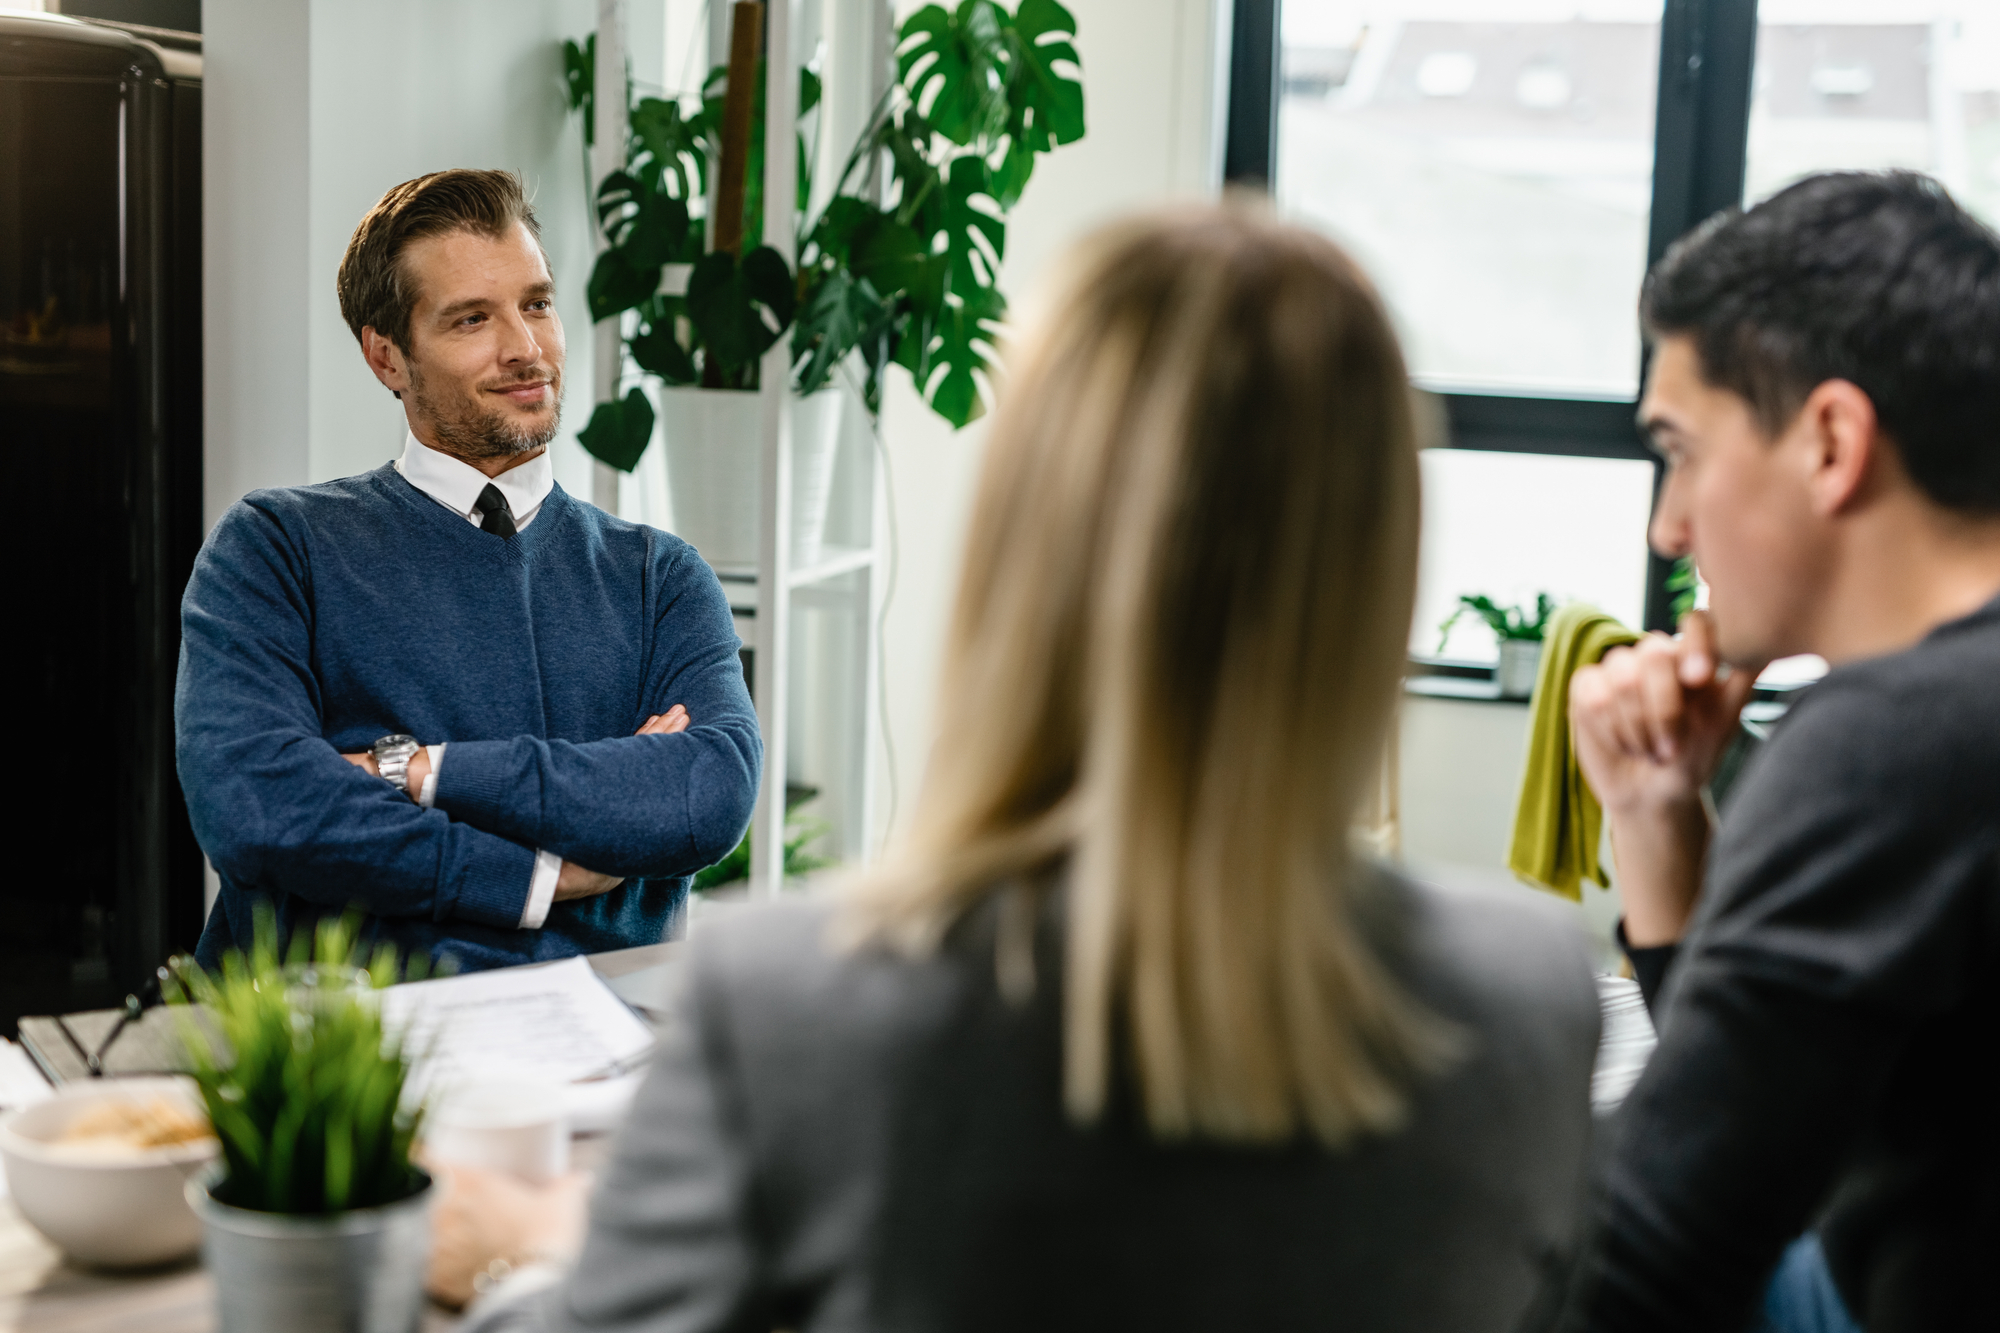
[631, 301, 699, 386]
[993, 0, 1083, 206]
[588, 249, 659, 324]
[897, 2, 1010, 147]
[562, 35, 595, 146]
[794, 199, 927, 400]
[688, 246, 798, 380]
[793, 272, 893, 399]
[629, 95, 709, 205]
[942, 157, 1004, 295]
[928, 285, 1006, 427]
[577, 388, 655, 473]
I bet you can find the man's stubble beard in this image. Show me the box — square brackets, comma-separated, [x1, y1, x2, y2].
[407, 357, 563, 461]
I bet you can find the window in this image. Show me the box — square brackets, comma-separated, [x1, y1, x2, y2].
[1277, 3, 1663, 398]
[1419, 449, 1657, 661]
[1231, 0, 1766, 666]
[1745, 4, 2000, 227]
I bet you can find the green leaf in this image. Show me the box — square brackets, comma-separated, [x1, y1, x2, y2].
[687, 246, 797, 378]
[941, 155, 1004, 298]
[808, 197, 924, 296]
[1009, 0, 1086, 141]
[577, 389, 656, 472]
[563, 36, 595, 144]
[588, 249, 660, 324]
[597, 171, 690, 270]
[631, 308, 699, 385]
[629, 96, 708, 204]
[324, 1108, 354, 1213]
[927, 284, 1005, 428]
[897, 2, 1010, 147]
[792, 270, 895, 396]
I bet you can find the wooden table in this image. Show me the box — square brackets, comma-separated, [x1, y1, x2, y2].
[0, 944, 678, 1333]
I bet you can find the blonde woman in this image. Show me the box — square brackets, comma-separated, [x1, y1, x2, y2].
[444, 206, 1601, 1332]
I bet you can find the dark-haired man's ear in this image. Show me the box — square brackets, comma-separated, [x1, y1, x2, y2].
[361, 327, 411, 402]
[1796, 378, 1883, 519]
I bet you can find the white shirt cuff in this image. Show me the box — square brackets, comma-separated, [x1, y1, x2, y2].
[520, 849, 561, 929]
[417, 743, 445, 807]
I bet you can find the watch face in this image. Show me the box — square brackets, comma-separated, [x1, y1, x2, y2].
[373, 733, 419, 759]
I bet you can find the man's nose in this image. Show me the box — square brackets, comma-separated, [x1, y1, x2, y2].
[498, 311, 541, 366]
[1648, 478, 1692, 560]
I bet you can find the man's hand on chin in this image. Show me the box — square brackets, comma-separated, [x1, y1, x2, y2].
[1569, 610, 1762, 946]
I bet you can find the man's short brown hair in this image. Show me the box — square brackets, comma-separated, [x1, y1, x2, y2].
[336, 169, 543, 353]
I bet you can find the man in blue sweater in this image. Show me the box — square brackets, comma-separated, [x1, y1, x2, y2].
[176, 169, 761, 972]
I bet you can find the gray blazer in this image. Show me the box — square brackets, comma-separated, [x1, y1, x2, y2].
[470, 870, 1600, 1333]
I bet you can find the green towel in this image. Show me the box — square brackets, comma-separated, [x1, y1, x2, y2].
[1507, 604, 1641, 901]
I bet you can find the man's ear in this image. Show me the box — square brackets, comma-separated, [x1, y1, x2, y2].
[1795, 379, 1882, 517]
[361, 327, 411, 401]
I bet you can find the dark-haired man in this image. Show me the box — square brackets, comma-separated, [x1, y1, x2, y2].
[1561, 171, 2000, 1330]
[177, 169, 759, 970]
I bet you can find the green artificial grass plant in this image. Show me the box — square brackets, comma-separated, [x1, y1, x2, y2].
[168, 910, 429, 1215]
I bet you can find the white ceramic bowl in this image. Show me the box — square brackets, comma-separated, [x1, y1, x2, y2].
[0, 1076, 218, 1267]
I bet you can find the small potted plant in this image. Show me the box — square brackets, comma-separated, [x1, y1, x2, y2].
[562, 0, 1085, 567]
[1438, 592, 1557, 699]
[170, 912, 432, 1333]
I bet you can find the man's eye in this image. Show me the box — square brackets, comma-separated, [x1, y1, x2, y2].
[527, 300, 551, 312]
[460, 313, 485, 327]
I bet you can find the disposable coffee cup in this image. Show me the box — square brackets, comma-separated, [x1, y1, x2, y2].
[426, 1077, 570, 1184]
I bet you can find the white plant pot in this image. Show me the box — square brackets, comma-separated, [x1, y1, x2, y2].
[657, 386, 844, 572]
[190, 1171, 432, 1333]
[1498, 639, 1543, 700]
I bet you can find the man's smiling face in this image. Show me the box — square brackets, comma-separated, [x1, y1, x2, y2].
[395, 222, 565, 460]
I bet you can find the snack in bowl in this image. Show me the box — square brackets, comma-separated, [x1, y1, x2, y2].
[0, 1076, 219, 1267]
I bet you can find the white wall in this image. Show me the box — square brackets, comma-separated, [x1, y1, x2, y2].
[204, 0, 607, 525]
[1399, 694, 1623, 965]
[202, 0, 312, 522]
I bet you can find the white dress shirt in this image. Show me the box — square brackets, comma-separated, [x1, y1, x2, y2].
[393, 431, 563, 929]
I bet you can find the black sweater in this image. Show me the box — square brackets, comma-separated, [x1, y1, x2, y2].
[1566, 596, 2000, 1333]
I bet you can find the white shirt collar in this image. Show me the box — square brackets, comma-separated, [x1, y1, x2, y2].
[394, 430, 555, 531]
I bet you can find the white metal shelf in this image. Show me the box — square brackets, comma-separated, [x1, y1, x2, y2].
[713, 544, 879, 592]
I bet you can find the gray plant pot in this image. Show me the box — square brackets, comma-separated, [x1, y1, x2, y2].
[188, 1172, 432, 1333]
[1497, 639, 1544, 700]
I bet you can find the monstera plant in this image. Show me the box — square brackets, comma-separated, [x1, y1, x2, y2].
[793, 0, 1086, 424]
[564, 0, 1085, 471]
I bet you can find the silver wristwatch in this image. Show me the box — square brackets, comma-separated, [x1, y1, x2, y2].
[371, 733, 421, 796]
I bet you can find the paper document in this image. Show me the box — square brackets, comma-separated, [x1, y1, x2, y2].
[381, 956, 657, 1126]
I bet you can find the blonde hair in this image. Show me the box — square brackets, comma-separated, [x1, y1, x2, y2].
[847, 204, 1445, 1147]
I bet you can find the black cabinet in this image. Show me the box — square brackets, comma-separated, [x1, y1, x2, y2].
[0, 13, 202, 1033]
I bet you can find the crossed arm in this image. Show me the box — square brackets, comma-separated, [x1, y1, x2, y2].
[339, 706, 693, 904]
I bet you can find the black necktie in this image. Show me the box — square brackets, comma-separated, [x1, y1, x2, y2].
[475, 484, 517, 539]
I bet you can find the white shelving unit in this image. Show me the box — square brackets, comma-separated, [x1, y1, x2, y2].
[593, 0, 891, 897]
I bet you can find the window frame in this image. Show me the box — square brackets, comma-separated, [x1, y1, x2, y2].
[1232, 0, 1761, 638]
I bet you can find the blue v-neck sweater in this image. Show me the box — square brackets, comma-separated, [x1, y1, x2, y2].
[176, 463, 761, 972]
